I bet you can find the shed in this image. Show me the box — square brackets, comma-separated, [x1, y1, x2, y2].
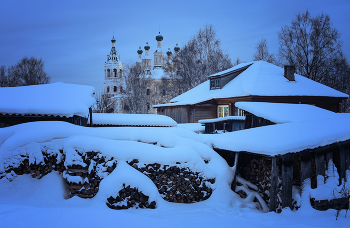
[92, 113, 177, 127]
[198, 116, 245, 134]
[0, 82, 95, 127]
[204, 111, 350, 212]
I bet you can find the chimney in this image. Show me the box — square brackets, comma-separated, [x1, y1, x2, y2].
[284, 65, 295, 81]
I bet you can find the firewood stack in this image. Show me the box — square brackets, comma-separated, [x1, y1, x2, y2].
[63, 151, 117, 198]
[106, 184, 157, 209]
[127, 159, 214, 203]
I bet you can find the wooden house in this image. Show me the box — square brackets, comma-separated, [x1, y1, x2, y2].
[154, 61, 348, 123]
[0, 82, 95, 127]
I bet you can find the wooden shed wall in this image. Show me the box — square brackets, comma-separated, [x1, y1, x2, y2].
[193, 106, 215, 123]
[157, 106, 189, 123]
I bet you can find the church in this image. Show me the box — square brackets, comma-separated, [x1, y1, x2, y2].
[103, 29, 183, 114]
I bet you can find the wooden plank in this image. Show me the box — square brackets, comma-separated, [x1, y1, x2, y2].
[345, 143, 350, 179]
[231, 152, 240, 192]
[269, 156, 279, 212]
[282, 154, 293, 209]
[325, 150, 333, 170]
[315, 149, 325, 184]
[301, 151, 312, 189]
[339, 144, 347, 184]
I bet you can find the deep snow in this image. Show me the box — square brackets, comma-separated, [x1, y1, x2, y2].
[0, 121, 349, 227]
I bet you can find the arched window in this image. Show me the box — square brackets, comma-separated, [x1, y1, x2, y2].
[114, 86, 117, 92]
[113, 69, 117, 77]
[119, 69, 123, 77]
[107, 69, 111, 77]
[107, 86, 110, 93]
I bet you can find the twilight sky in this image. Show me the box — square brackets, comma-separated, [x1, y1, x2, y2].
[1, 0, 350, 92]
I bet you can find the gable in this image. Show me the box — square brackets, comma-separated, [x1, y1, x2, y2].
[209, 63, 252, 90]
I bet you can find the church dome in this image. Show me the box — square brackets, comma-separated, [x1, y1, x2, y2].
[111, 35, 116, 43]
[156, 32, 163, 42]
[144, 42, 150, 51]
[174, 46, 180, 52]
[166, 48, 172, 56]
[137, 46, 143, 55]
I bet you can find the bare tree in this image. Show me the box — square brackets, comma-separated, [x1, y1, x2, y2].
[176, 24, 232, 90]
[122, 62, 152, 114]
[278, 11, 342, 83]
[93, 90, 114, 113]
[0, 65, 7, 87]
[0, 57, 50, 87]
[278, 10, 350, 112]
[253, 38, 275, 63]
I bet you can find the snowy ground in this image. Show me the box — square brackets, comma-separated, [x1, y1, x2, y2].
[0, 122, 349, 227]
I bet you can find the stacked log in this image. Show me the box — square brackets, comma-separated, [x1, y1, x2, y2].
[128, 160, 214, 203]
[63, 151, 117, 198]
[11, 152, 65, 179]
[106, 184, 156, 210]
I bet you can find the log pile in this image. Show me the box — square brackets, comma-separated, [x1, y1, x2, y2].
[11, 152, 65, 179]
[106, 184, 156, 210]
[128, 160, 214, 203]
[63, 151, 117, 198]
[2, 149, 215, 208]
[243, 158, 273, 205]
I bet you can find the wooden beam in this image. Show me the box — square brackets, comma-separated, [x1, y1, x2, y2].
[231, 152, 240, 191]
[282, 154, 293, 209]
[301, 151, 312, 189]
[269, 156, 279, 212]
[315, 149, 325, 184]
[339, 144, 347, 184]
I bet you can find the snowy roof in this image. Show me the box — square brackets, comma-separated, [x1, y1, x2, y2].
[150, 68, 167, 80]
[235, 102, 337, 124]
[204, 113, 350, 156]
[154, 61, 348, 107]
[198, 116, 246, 124]
[0, 82, 95, 118]
[92, 113, 177, 127]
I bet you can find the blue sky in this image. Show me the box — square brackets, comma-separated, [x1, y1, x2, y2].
[1, 0, 350, 92]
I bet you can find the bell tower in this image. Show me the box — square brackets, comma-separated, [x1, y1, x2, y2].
[103, 30, 124, 112]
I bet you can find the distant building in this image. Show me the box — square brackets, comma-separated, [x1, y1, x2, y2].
[103, 29, 183, 114]
[103, 33, 125, 113]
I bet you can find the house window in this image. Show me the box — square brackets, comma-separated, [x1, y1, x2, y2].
[120, 86, 123, 93]
[162, 89, 166, 96]
[215, 79, 220, 88]
[113, 69, 117, 77]
[119, 69, 123, 77]
[218, 105, 229, 118]
[147, 103, 150, 111]
[107, 86, 110, 93]
[210, 79, 220, 89]
[114, 86, 117, 92]
[178, 89, 182, 95]
[107, 69, 111, 77]
[147, 88, 150, 95]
